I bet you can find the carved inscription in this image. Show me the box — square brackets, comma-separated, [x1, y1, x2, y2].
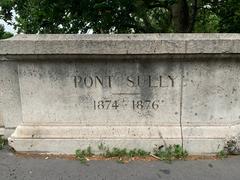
[73, 74, 177, 111]
[74, 75, 176, 88]
[93, 99, 161, 110]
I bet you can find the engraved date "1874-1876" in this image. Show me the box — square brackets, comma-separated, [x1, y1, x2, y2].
[93, 99, 161, 111]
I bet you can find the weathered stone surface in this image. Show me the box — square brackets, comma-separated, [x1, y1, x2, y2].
[18, 61, 181, 126]
[9, 125, 181, 154]
[1, 34, 240, 56]
[0, 61, 22, 137]
[181, 60, 240, 153]
[1, 34, 240, 154]
[182, 60, 240, 125]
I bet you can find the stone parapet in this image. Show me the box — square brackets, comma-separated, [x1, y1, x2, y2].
[1, 34, 240, 154]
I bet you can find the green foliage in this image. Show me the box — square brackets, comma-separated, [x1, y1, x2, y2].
[212, 0, 240, 32]
[0, 0, 224, 33]
[104, 147, 150, 158]
[217, 150, 228, 159]
[0, 24, 13, 39]
[154, 144, 188, 162]
[75, 146, 93, 164]
[98, 143, 150, 158]
[77, 144, 189, 163]
[194, 8, 219, 33]
[2, 0, 240, 33]
[76, 144, 150, 163]
[5, 0, 175, 34]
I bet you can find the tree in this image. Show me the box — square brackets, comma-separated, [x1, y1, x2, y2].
[211, 0, 240, 32]
[0, 0, 175, 33]
[0, 0, 238, 34]
[0, 24, 12, 39]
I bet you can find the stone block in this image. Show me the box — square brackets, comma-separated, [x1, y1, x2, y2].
[0, 34, 239, 154]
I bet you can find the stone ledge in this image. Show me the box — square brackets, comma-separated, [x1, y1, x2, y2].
[9, 124, 240, 154]
[8, 139, 182, 154]
[8, 137, 223, 155]
[1, 34, 240, 56]
[11, 126, 182, 139]
[10, 125, 240, 139]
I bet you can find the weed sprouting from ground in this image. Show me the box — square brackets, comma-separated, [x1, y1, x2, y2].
[103, 147, 150, 158]
[76, 143, 150, 163]
[76, 143, 188, 163]
[153, 144, 188, 163]
[75, 146, 93, 164]
[217, 150, 228, 159]
[98, 143, 150, 160]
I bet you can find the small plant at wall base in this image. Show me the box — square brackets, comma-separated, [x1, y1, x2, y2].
[75, 146, 93, 164]
[153, 144, 188, 162]
[98, 143, 150, 159]
[75, 143, 188, 163]
[75, 144, 151, 163]
[103, 147, 150, 159]
[217, 150, 228, 159]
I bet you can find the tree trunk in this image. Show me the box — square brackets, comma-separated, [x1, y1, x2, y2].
[171, 0, 190, 32]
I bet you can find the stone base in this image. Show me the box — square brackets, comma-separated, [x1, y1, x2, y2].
[9, 124, 240, 155]
[8, 125, 181, 154]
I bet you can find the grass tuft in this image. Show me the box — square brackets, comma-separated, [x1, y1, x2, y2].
[153, 144, 188, 163]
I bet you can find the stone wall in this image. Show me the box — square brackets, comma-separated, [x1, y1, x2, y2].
[1, 34, 240, 154]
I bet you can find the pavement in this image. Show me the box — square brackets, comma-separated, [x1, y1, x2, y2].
[0, 146, 240, 180]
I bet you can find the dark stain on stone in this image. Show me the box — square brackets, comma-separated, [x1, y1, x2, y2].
[208, 163, 213, 168]
[159, 169, 170, 175]
[232, 88, 237, 94]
